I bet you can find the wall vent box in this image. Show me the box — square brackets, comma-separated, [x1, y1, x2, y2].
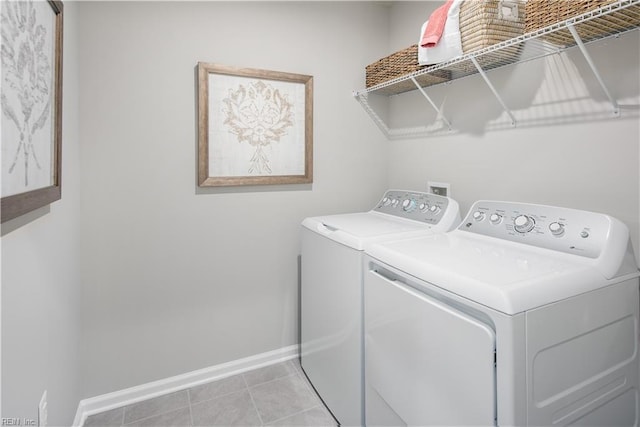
[428, 181, 451, 197]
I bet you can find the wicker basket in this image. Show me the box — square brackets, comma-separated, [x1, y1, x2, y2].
[458, 0, 527, 69]
[365, 45, 452, 95]
[460, 0, 527, 52]
[525, 0, 640, 46]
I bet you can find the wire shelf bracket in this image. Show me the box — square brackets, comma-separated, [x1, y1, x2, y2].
[470, 57, 517, 127]
[410, 76, 453, 131]
[566, 23, 620, 116]
[353, 91, 392, 138]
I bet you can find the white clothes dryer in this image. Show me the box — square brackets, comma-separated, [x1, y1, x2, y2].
[300, 190, 461, 426]
[365, 200, 640, 426]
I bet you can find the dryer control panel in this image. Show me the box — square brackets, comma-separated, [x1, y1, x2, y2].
[373, 190, 451, 225]
[458, 200, 627, 260]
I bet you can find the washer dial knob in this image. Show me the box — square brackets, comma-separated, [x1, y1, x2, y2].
[549, 222, 565, 237]
[514, 215, 535, 233]
[472, 211, 485, 222]
[489, 213, 503, 225]
[419, 202, 429, 211]
[402, 199, 417, 212]
[382, 197, 391, 206]
[429, 205, 441, 215]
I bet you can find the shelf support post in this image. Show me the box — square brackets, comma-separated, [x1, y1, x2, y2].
[566, 23, 620, 116]
[470, 57, 517, 127]
[409, 76, 452, 131]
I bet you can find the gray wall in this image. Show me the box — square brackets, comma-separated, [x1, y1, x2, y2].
[1, 2, 82, 425]
[386, 2, 640, 263]
[77, 1, 390, 398]
[2, 2, 638, 423]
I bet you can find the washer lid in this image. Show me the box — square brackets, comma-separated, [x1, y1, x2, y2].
[366, 231, 638, 315]
[302, 212, 433, 250]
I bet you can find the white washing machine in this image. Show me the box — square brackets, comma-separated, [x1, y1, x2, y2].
[300, 190, 461, 426]
[365, 200, 640, 426]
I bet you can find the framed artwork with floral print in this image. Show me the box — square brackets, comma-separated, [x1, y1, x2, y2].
[198, 63, 313, 187]
[1, 0, 63, 223]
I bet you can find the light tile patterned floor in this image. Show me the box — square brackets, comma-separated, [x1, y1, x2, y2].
[83, 359, 337, 427]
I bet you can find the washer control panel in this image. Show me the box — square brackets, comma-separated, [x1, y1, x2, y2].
[459, 200, 613, 259]
[374, 190, 450, 225]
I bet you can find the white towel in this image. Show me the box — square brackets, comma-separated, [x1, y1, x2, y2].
[418, 0, 464, 65]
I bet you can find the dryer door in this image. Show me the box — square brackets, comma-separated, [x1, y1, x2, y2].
[365, 269, 497, 426]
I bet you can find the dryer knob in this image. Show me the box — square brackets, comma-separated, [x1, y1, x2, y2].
[402, 199, 416, 212]
[489, 213, 503, 225]
[549, 222, 565, 237]
[514, 215, 535, 233]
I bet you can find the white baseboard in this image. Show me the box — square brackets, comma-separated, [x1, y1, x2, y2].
[73, 344, 299, 426]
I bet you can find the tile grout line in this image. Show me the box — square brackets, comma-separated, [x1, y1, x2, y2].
[187, 389, 195, 427]
[265, 404, 328, 426]
[290, 364, 338, 425]
[120, 407, 125, 427]
[242, 372, 265, 426]
[246, 362, 329, 426]
[188, 377, 250, 407]
[245, 366, 301, 390]
[246, 372, 298, 390]
[243, 363, 297, 388]
[121, 392, 191, 426]
[287, 363, 325, 406]
[121, 406, 191, 427]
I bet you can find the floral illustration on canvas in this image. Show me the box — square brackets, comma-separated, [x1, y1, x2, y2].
[1, 0, 53, 191]
[221, 80, 294, 174]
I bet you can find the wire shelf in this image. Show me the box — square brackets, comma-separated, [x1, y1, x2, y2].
[355, 0, 640, 138]
[355, 0, 640, 97]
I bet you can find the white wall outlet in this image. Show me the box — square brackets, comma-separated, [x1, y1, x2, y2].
[428, 181, 451, 197]
[38, 390, 48, 427]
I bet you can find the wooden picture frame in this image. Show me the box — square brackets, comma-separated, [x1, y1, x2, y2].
[198, 63, 313, 187]
[1, 0, 63, 223]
